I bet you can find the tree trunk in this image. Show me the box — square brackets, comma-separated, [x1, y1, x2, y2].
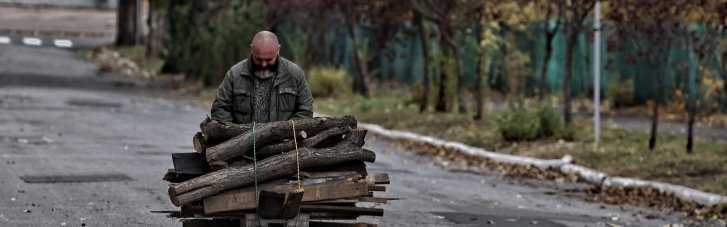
[450, 43, 467, 113]
[116, 0, 137, 46]
[347, 19, 370, 97]
[687, 95, 695, 153]
[563, 32, 577, 124]
[540, 31, 556, 100]
[146, 0, 167, 57]
[687, 48, 701, 153]
[206, 116, 357, 163]
[440, 25, 466, 113]
[473, 23, 485, 120]
[435, 50, 448, 112]
[723, 50, 727, 112]
[415, 12, 430, 113]
[649, 70, 661, 150]
[169, 141, 376, 206]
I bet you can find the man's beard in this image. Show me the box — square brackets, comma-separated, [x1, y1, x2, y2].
[251, 56, 278, 79]
[254, 69, 275, 79]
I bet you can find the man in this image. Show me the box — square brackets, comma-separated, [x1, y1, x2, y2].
[211, 31, 313, 124]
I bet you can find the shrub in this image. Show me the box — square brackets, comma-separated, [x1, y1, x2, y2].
[537, 104, 562, 137]
[307, 67, 350, 98]
[496, 102, 572, 142]
[496, 103, 541, 141]
[606, 77, 636, 108]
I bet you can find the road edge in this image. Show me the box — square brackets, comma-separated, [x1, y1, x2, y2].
[357, 122, 727, 207]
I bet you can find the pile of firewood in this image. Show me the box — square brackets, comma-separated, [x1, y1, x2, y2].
[159, 116, 391, 227]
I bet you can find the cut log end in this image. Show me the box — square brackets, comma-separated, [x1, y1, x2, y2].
[193, 132, 206, 153]
[168, 187, 181, 207]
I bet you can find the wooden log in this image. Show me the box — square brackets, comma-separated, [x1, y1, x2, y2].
[162, 169, 200, 183]
[170, 141, 374, 206]
[200, 117, 252, 144]
[206, 116, 357, 163]
[203, 181, 369, 214]
[345, 129, 368, 147]
[256, 126, 351, 157]
[192, 132, 207, 153]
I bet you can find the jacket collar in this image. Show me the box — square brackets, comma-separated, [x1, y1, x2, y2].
[240, 56, 292, 86]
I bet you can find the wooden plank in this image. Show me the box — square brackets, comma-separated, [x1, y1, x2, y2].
[172, 153, 210, 175]
[304, 199, 358, 205]
[368, 185, 386, 192]
[299, 205, 384, 216]
[303, 161, 368, 177]
[365, 172, 390, 184]
[203, 181, 369, 214]
[303, 171, 361, 179]
[181, 219, 240, 227]
[309, 212, 359, 220]
[357, 197, 399, 204]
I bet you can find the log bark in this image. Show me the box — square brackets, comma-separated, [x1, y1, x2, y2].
[169, 141, 375, 206]
[206, 116, 357, 163]
[200, 118, 252, 144]
[256, 126, 351, 157]
[345, 129, 367, 147]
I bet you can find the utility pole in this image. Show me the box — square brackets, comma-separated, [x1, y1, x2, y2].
[593, 0, 601, 144]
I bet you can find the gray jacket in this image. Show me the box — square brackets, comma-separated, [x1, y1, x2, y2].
[211, 57, 313, 123]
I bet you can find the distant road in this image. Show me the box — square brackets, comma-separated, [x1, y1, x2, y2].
[0, 5, 115, 49]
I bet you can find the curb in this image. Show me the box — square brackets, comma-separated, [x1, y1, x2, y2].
[358, 122, 727, 207]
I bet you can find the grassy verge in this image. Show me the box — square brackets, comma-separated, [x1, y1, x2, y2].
[315, 93, 727, 195]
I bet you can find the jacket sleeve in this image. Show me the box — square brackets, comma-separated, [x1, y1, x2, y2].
[211, 70, 235, 122]
[292, 70, 314, 119]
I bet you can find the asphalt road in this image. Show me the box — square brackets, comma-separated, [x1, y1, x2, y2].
[0, 45, 722, 227]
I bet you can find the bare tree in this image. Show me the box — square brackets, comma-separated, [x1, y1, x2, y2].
[684, 0, 726, 152]
[415, 11, 431, 112]
[538, 0, 564, 100]
[116, 0, 138, 46]
[609, 0, 688, 150]
[411, 0, 484, 113]
[561, 0, 595, 124]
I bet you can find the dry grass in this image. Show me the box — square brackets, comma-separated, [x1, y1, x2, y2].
[315, 93, 727, 195]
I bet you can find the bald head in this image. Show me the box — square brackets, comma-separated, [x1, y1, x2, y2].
[250, 31, 280, 69]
